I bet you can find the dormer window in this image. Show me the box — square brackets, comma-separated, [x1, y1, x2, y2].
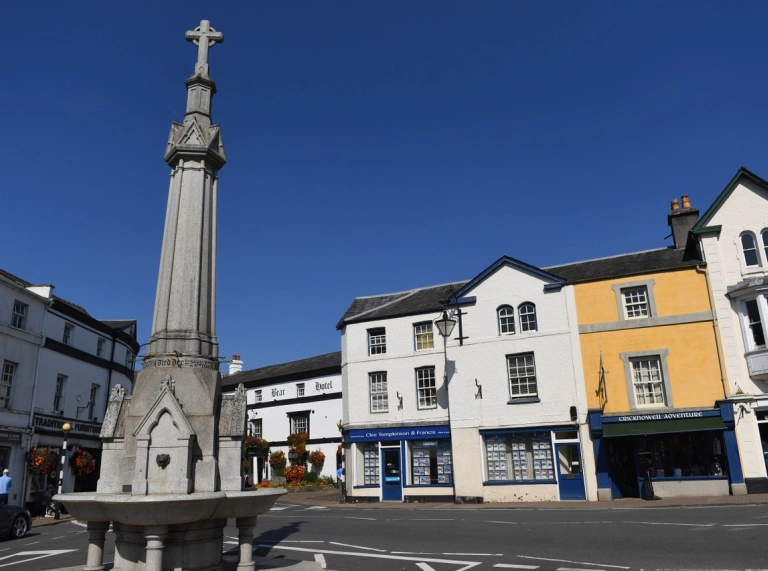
[741, 233, 760, 267]
[519, 303, 537, 332]
[498, 306, 515, 335]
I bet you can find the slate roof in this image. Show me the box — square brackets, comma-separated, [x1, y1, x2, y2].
[335, 281, 467, 330]
[221, 351, 341, 389]
[544, 247, 702, 284]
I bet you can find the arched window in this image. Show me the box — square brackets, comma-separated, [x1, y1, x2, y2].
[741, 233, 760, 267]
[519, 303, 537, 332]
[762, 230, 768, 263]
[498, 306, 515, 335]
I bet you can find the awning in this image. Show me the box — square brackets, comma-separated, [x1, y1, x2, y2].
[602, 416, 725, 438]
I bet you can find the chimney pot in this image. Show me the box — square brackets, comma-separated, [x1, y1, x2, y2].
[681, 195, 691, 208]
[232, 354, 240, 361]
[229, 354, 243, 375]
[671, 198, 680, 211]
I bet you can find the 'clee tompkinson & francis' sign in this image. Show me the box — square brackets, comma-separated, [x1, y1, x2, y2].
[33, 414, 102, 437]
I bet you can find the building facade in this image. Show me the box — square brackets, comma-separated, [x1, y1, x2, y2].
[0, 268, 138, 507]
[222, 352, 342, 484]
[337, 256, 595, 503]
[547, 198, 743, 500]
[691, 168, 768, 492]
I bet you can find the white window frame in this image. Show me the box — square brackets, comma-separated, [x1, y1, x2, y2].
[296, 383, 305, 397]
[744, 298, 767, 350]
[498, 306, 515, 335]
[762, 230, 768, 264]
[612, 279, 657, 321]
[53, 374, 67, 412]
[96, 338, 105, 358]
[290, 413, 309, 436]
[88, 383, 100, 420]
[0, 362, 15, 410]
[63, 323, 75, 345]
[414, 322, 434, 351]
[741, 232, 761, 268]
[11, 301, 27, 330]
[518, 302, 537, 332]
[369, 372, 388, 412]
[620, 349, 673, 410]
[368, 328, 386, 355]
[254, 389, 262, 403]
[507, 353, 537, 398]
[416, 367, 437, 409]
[251, 418, 263, 439]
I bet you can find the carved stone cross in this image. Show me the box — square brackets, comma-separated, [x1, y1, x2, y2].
[185, 20, 224, 76]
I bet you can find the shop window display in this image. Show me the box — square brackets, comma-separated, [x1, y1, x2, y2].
[636, 431, 727, 478]
[362, 444, 379, 486]
[410, 441, 452, 485]
[484, 432, 555, 482]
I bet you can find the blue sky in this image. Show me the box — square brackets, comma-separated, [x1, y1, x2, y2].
[5, 2, 768, 371]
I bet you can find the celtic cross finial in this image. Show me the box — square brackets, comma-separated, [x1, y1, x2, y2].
[185, 20, 224, 76]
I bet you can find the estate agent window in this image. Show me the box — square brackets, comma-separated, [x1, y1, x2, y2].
[368, 328, 386, 355]
[416, 367, 437, 409]
[484, 432, 555, 482]
[410, 441, 452, 485]
[362, 444, 379, 485]
[369, 372, 388, 412]
[507, 353, 537, 398]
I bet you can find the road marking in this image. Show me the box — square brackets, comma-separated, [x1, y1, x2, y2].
[417, 564, 437, 571]
[259, 544, 482, 570]
[51, 536, 65, 540]
[392, 552, 437, 555]
[345, 516, 376, 521]
[445, 553, 500, 556]
[70, 521, 88, 528]
[21, 542, 38, 546]
[256, 540, 325, 543]
[723, 523, 768, 527]
[315, 554, 327, 568]
[223, 541, 238, 545]
[411, 518, 454, 521]
[494, 564, 539, 569]
[330, 542, 386, 552]
[623, 521, 714, 527]
[270, 505, 291, 510]
[306, 506, 328, 510]
[558, 568, 604, 571]
[486, 521, 518, 524]
[518, 556, 629, 569]
[0, 550, 77, 568]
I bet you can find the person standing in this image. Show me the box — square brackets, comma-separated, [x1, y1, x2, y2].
[0, 469, 12, 506]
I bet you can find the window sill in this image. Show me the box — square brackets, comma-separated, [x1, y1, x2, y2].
[403, 483, 454, 488]
[507, 397, 540, 405]
[352, 484, 379, 489]
[483, 479, 557, 486]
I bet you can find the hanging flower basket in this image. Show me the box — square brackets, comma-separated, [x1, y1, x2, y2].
[27, 447, 58, 476]
[308, 450, 325, 467]
[69, 449, 96, 478]
[287, 431, 308, 457]
[269, 450, 286, 471]
[243, 436, 269, 457]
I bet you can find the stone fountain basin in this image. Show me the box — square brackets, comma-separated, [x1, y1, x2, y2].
[57, 489, 286, 526]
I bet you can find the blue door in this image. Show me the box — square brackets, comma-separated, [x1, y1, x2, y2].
[556, 443, 586, 500]
[381, 448, 402, 501]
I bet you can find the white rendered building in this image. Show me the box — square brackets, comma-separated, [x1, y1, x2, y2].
[222, 352, 342, 483]
[337, 256, 594, 503]
[0, 268, 139, 508]
[691, 168, 768, 492]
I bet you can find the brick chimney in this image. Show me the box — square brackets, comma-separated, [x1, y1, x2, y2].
[229, 354, 243, 375]
[667, 195, 699, 250]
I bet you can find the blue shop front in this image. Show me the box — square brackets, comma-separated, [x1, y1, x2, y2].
[344, 424, 453, 503]
[588, 402, 745, 500]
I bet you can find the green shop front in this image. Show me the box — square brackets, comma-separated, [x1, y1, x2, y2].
[345, 425, 453, 503]
[589, 403, 744, 499]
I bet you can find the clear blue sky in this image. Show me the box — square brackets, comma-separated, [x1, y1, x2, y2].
[5, 2, 768, 371]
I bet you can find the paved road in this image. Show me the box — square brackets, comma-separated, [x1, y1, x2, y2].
[5, 502, 766, 570]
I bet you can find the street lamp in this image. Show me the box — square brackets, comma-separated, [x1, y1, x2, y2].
[56, 422, 72, 519]
[434, 311, 456, 339]
[435, 311, 457, 500]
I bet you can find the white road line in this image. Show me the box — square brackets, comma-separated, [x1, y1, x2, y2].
[0, 550, 78, 569]
[269, 506, 291, 510]
[306, 506, 328, 510]
[558, 568, 604, 571]
[494, 564, 539, 569]
[723, 523, 768, 527]
[416, 564, 437, 571]
[411, 518, 454, 521]
[345, 516, 376, 521]
[518, 555, 629, 570]
[256, 540, 325, 544]
[259, 544, 481, 569]
[21, 542, 38, 546]
[486, 521, 518, 524]
[314, 554, 327, 569]
[445, 553, 499, 556]
[392, 552, 437, 555]
[329, 542, 386, 552]
[70, 520, 88, 528]
[623, 521, 714, 527]
[51, 536, 65, 540]
[223, 541, 238, 545]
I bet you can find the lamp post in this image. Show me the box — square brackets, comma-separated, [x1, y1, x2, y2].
[435, 311, 457, 499]
[56, 422, 72, 520]
[336, 420, 345, 503]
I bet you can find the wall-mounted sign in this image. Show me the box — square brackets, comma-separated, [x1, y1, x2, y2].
[602, 409, 720, 424]
[0, 431, 23, 444]
[33, 414, 102, 437]
[347, 425, 450, 443]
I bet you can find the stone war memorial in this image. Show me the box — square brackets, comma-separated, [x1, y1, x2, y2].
[58, 21, 285, 571]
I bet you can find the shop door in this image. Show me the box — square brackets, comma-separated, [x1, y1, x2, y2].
[556, 443, 586, 500]
[381, 448, 402, 501]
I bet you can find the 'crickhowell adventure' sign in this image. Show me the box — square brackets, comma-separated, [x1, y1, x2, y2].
[603, 409, 720, 423]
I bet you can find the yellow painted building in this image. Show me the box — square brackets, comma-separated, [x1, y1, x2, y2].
[546, 201, 745, 499]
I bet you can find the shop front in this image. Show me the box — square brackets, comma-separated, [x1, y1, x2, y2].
[345, 424, 453, 502]
[589, 403, 745, 500]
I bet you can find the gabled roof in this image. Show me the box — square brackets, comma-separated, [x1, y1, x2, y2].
[691, 166, 768, 235]
[453, 255, 564, 299]
[221, 351, 341, 389]
[336, 282, 466, 329]
[544, 247, 702, 284]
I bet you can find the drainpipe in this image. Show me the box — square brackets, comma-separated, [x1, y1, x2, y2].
[696, 265, 729, 398]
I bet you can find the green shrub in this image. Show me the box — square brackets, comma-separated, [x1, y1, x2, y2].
[302, 471, 318, 483]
